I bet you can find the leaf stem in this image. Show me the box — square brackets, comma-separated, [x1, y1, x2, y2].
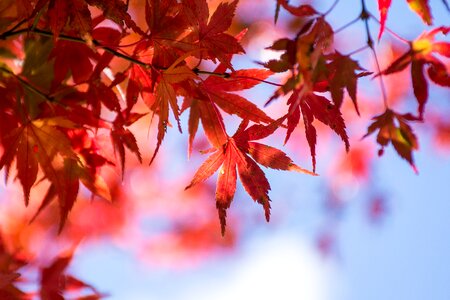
[368, 13, 410, 44]
[1, 28, 281, 91]
[334, 15, 360, 35]
[322, 0, 340, 16]
[193, 68, 230, 78]
[360, 0, 389, 109]
[370, 47, 389, 108]
[0, 66, 54, 102]
[442, 0, 450, 12]
[346, 45, 369, 56]
[233, 76, 283, 87]
[360, 0, 373, 49]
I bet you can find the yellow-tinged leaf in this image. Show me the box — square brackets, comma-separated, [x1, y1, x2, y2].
[32, 117, 77, 129]
[162, 66, 197, 83]
[406, 0, 432, 25]
[412, 38, 433, 54]
[81, 174, 112, 202]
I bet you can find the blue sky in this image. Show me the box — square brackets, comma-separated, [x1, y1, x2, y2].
[71, 1, 450, 299]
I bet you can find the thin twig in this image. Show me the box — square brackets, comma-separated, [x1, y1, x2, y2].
[323, 0, 340, 16]
[360, 0, 389, 108]
[346, 45, 370, 56]
[334, 16, 361, 35]
[233, 75, 283, 87]
[0, 66, 54, 102]
[368, 12, 410, 44]
[1, 27, 283, 91]
[370, 47, 389, 108]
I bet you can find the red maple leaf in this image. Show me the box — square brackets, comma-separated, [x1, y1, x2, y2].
[184, 67, 275, 156]
[143, 0, 192, 67]
[380, 26, 449, 117]
[40, 254, 103, 300]
[183, 0, 244, 65]
[41, 0, 143, 40]
[285, 89, 350, 172]
[377, 0, 392, 39]
[406, 0, 433, 25]
[186, 118, 315, 235]
[111, 111, 145, 178]
[325, 52, 372, 114]
[0, 117, 111, 231]
[149, 66, 198, 163]
[48, 0, 92, 39]
[201, 68, 275, 123]
[275, 0, 317, 23]
[0, 237, 28, 299]
[49, 41, 96, 89]
[364, 109, 419, 172]
[378, 0, 433, 39]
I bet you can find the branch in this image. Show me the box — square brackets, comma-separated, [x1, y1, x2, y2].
[0, 66, 54, 102]
[322, 0, 340, 16]
[368, 12, 409, 44]
[1, 28, 281, 89]
[334, 15, 361, 35]
[360, 0, 389, 109]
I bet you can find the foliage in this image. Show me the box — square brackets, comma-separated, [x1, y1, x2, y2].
[0, 0, 448, 297]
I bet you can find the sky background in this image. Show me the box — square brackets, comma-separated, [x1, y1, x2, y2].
[70, 1, 450, 299]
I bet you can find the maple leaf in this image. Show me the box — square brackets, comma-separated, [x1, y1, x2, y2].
[264, 17, 335, 105]
[0, 118, 111, 230]
[0, 118, 76, 205]
[32, 155, 112, 231]
[49, 40, 96, 88]
[284, 89, 350, 172]
[0, 236, 28, 299]
[43, 91, 110, 129]
[40, 254, 103, 300]
[262, 18, 353, 173]
[185, 95, 229, 156]
[377, 0, 392, 39]
[378, 0, 433, 39]
[86, 79, 121, 117]
[182, 67, 274, 157]
[85, 0, 145, 34]
[127, 63, 199, 162]
[364, 109, 419, 172]
[47, 0, 93, 40]
[182, 0, 244, 65]
[186, 119, 315, 235]
[201, 68, 275, 123]
[325, 52, 372, 114]
[44, 0, 143, 40]
[46, 0, 71, 40]
[406, 0, 433, 25]
[275, 0, 317, 23]
[293, 17, 334, 83]
[126, 64, 155, 110]
[0, 273, 20, 290]
[111, 111, 145, 178]
[144, 0, 191, 67]
[148, 66, 197, 163]
[380, 26, 449, 117]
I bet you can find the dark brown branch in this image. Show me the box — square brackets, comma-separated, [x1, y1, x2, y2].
[1, 28, 280, 89]
[0, 66, 54, 102]
[360, 0, 388, 108]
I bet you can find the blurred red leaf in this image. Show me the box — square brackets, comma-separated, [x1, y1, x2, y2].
[380, 26, 450, 117]
[377, 0, 392, 39]
[364, 109, 419, 172]
[406, 0, 433, 25]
